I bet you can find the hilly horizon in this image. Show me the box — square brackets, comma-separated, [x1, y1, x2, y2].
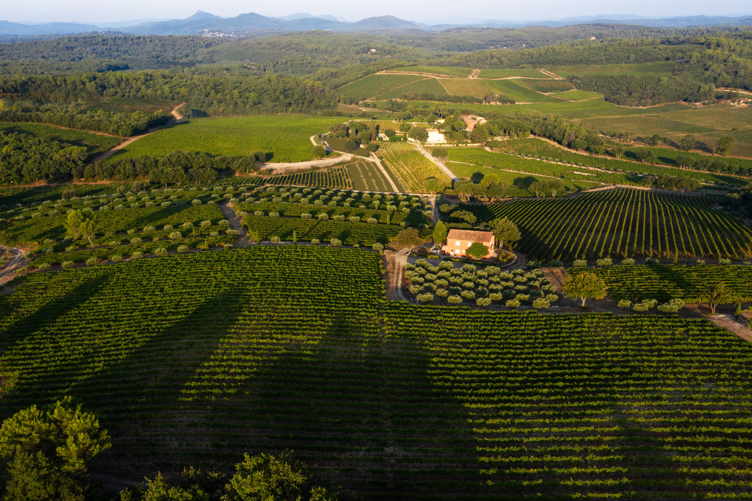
[1, 10, 751, 37]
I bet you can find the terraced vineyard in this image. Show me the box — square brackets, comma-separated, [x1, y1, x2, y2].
[1, 246, 751, 499]
[578, 263, 752, 302]
[379, 142, 451, 193]
[484, 189, 752, 261]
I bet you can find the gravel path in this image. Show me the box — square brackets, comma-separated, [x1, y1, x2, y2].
[0, 247, 27, 286]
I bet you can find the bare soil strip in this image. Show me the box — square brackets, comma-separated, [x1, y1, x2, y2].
[411, 141, 459, 182]
[0, 247, 27, 286]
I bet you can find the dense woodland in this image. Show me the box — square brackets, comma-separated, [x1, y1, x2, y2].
[0, 130, 88, 184]
[571, 74, 716, 105]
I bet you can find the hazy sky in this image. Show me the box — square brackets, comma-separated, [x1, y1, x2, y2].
[6, 0, 751, 24]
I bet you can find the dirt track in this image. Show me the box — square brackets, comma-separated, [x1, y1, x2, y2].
[0, 247, 27, 286]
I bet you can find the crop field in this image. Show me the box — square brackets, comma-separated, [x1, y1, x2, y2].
[379, 142, 452, 192]
[547, 61, 676, 77]
[343, 159, 397, 192]
[477, 68, 549, 78]
[517, 79, 575, 92]
[255, 166, 355, 189]
[481, 189, 752, 261]
[1, 246, 752, 499]
[380, 77, 448, 98]
[106, 115, 343, 163]
[337, 73, 425, 100]
[395, 65, 473, 77]
[493, 138, 746, 187]
[580, 104, 752, 157]
[446, 147, 632, 189]
[546, 89, 603, 101]
[577, 264, 752, 303]
[0, 121, 121, 158]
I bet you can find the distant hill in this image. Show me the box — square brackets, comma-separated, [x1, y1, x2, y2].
[0, 11, 750, 37]
[0, 20, 101, 36]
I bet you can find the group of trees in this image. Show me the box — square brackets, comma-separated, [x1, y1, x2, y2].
[0, 101, 170, 137]
[0, 130, 89, 184]
[327, 122, 381, 153]
[0, 398, 334, 500]
[571, 74, 715, 106]
[432, 216, 521, 261]
[86, 152, 265, 185]
[0, 71, 337, 134]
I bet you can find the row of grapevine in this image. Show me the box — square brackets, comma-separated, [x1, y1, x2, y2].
[379, 142, 451, 193]
[576, 263, 752, 302]
[1, 247, 751, 499]
[486, 188, 752, 260]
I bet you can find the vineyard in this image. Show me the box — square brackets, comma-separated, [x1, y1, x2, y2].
[481, 189, 752, 261]
[1, 246, 751, 499]
[379, 142, 452, 193]
[577, 263, 752, 302]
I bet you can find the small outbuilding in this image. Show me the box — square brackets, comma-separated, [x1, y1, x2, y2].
[442, 229, 496, 258]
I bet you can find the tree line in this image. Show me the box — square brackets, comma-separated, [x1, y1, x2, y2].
[0, 101, 169, 137]
[570, 74, 716, 106]
[0, 130, 88, 185]
[0, 70, 338, 131]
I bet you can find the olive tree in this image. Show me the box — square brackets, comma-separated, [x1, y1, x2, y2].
[491, 217, 521, 250]
[563, 271, 608, 307]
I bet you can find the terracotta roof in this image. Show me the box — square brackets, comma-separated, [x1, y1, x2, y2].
[447, 229, 494, 244]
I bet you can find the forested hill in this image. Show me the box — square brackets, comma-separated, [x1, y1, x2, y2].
[0, 71, 337, 116]
[0, 35, 220, 71]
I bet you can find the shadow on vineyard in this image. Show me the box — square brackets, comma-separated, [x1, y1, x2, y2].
[78, 290, 250, 477]
[130, 203, 196, 229]
[0, 274, 109, 354]
[229, 314, 486, 499]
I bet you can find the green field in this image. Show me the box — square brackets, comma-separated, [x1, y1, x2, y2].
[547, 89, 603, 101]
[107, 115, 344, 163]
[395, 65, 473, 77]
[446, 147, 634, 189]
[2, 246, 752, 499]
[0, 121, 121, 158]
[547, 61, 676, 77]
[517, 79, 575, 92]
[379, 143, 452, 193]
[344, 159, 397, 191]
[478, 68, 548, 78]
[338, 73, 425, 100]
[463, 188, 752, 261]
[581, 104, 752, 157]
[493, 138, 746, 187]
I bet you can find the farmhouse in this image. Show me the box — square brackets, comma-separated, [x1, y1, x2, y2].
[442, 229, 496, 258]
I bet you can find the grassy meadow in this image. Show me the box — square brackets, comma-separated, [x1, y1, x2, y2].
[107, 115, 344, 163]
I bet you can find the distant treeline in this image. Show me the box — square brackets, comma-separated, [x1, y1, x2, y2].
[0, 102, 169, 137]
[0, 71, 338, 120]
[570, 75, 715, 106]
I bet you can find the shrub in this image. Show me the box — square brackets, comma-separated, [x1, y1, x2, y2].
[85, 257, 98, 266]
[617, 299, 632, 309]
[130, 237, 142, 245]
[177, 245, 190, 253]
[505, 299, 521, 308]
[330, 238, 342, 247]
[154, 248, 168, 256]
[367, 217, 378, 224]
[532, 297, 550, 309]
[62, 260, 75, 269]
[254, 210, 265, 216]
[301, 213, 312, 219]
[226, 229, 241, 236]
[719, 258, 732, 265]
[417, 293, 434, 303]
[163, 224, 174, 231]
[372, 242, 384, 252]
[37, 263, 51, 271]
[447, 295, 463, 304]
[311, 238, 321, 244]
[595, 257, 613, 267]
[476, 297, 492, 307]
[545, 294, 559, 303]
[620, 258, 636, 265]
[131, 251, 144, 259]
[435, 288, 449, 297]
[270, 236, 281, 243]
[572, 259, 588, 267]
[460, 290, 476, 300]
[111, 254, 124, 262]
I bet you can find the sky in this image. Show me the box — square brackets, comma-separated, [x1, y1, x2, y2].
[5, 0, 751, 24]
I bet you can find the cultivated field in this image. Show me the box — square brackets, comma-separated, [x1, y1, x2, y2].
[379, 142, 452, 192]
[106, 114, 344, 163]
[1, 246, 751, 499]
[478, 189, 752, 261]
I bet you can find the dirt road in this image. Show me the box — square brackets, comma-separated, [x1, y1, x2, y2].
[91, 102, 187, 164]
[219, 202, 251, 248]
[385, 250, 409, 300]
[0, 247, 27, 286]
[411, 141, 458, 182]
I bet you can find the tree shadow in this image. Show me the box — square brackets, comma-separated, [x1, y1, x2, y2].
[196, 313, 486, 499]
[130, 203, 190, 229]
[0, 274, 110, 354]
[80, 290, 249, 478]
